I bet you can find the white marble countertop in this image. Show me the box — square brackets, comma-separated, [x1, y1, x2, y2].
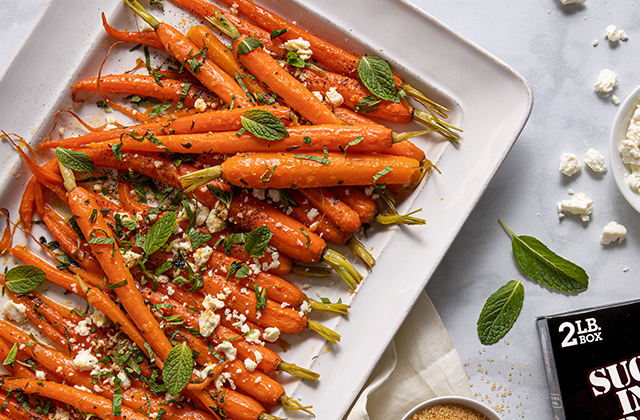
[2, 1, 639, 419]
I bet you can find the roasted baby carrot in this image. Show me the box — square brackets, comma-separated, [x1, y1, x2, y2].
[102, 12, 165, 50]
[330, 186, 379, 224]
[286, 189, 352, 246]
[72, 74, 219, 109]
[126, 0, 252, 108]
[298, 187, 361, 233]
[39, 105, 291, 149]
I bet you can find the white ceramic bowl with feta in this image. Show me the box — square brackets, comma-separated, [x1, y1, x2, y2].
[610, 84, 640, 213]
[400, 396, 501, 420]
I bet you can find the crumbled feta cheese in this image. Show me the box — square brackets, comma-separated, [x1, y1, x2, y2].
[601, 221, 627, 244]
[619, 139, 640, 166]
[244, 329, 262, 344]
[307, 208, 319, 221]
[206, 203, 227, 233]
[593, 39, 600, 47]
[268, 189, 280, 202]
[195, 204, 210, 226]
[254, 350, 263, 364]
[216, 341, 237, 361]
[74, 318, 92, 337]
[203, 295, 225, 311]
[557, 192, 594, 222]
[199, 309, 221, 337]
[584, 149, 607, 173]
[559, 153, 583, 176]
[244, 358, 258, 372]
[613, 95, 620, 105]
[263, 327, 281, 342]
[326, 87, 344, 107]
[627, 105, 640, 143]
[559, 0, 586, 3]
[90, 308, 112, 327]
[73, 349, 99, 371]
[627, 171, 640, 193]
[3, 300, 27, 323]
[251, 188, 266, 201]
[194, 98, 208, 112]
[193, 245, 214, 270]
[117, 371, 131, 389]
[300, 300, 311, 314]
[35, 370, 46, 380]
[283, 37, 312, 60]
[122, 250, 143, 267]
[312, 91, 324, 102]
[594, 69, 618, 93]
[605, 25, 628, 42]
[53, 408, 72, 420]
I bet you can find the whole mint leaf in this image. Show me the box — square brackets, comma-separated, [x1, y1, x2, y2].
[163, 342, 194, 396]
[243, 225, 272, 257]
[5, 265, 46, 293]
[56, 147, 96, 172]
[236, 37, 264, 56]
[357, 55, 398, 103]
[241, 109, 289, 140]
[143, 211, 177, 256]
[499, 220, 588, 294]
[477, 280, 524, 345]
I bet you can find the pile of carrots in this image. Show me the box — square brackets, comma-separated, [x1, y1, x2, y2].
[0, 0, 461, 419]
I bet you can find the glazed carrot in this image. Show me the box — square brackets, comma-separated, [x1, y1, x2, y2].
[298, 188, 361, 233]
[195, 151, 420, 189]
[232, 35, 343, 125]
[0, 210, 11, 256]
[117, 179, 151, 214]
[102, 12, 165, 50]
[217, 388, 279, 420]
[1, 294, 67, 350]
[0, 389, 48, 420]
[126, 0, 252, 108]
[38, 105, 292, 149]
[286, 189, 352, 246]
[72, 74, 219, 109]
[169, 0, 286, 55]
[41, 205, 104, 274]
[330, 187, 379, 224]
[86, 123, 426, 155]
[0, 378, 149, 420]
[19, 176, 39, 233]
[187, 25, 274, 100]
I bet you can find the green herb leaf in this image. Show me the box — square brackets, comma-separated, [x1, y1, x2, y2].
[477, 280, 524, 345]
[227, 261, 250, 279]
[354, 95, 381, 114]
[112, 377, 124, 416]
[499, 220, 589, 294]
[300, 227, 310, 249]
[372, 166, 393, 187]
[3, 343, 17, 368]
[163, 342, 194, 396]
[260, 164, 277, 185]
[293, 154, 330, 165]
[270, 28, 288, 39]
[243, 226, 272, 257]
[241, 109, 289, 140]
[56, 147, 96, 172]
[189, 229, 213, 250]
[286, 50, 306, 68]
[254, 283, 268, 312]
[5, 265, 46, 293]
[357, 55, 398, 102]
[236, 37, 264, 56]
[278, 190, 299, 211]
[343, 136, 363, 156]
[206, 184, 241, 209]
[143, 211, 177, 256]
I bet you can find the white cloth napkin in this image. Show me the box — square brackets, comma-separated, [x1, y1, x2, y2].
[345, 291, 472, 420]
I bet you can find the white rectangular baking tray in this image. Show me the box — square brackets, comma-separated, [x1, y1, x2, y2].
[0, 0, 532, 418]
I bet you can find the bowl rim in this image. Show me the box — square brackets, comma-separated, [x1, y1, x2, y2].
[609, 84, 640, 213]
[400, 395, 501, 420]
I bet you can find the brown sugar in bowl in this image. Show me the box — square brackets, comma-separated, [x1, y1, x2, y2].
[400, 396, 501, 420]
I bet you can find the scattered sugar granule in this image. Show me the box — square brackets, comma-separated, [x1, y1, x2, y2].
[559, 153, 583, 176]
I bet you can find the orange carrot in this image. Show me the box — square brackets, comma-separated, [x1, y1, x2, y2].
[232, 35, 343, 125]
[297, 187, 361, 233]
[102, 12, 165, 50]
[18, 176, 39, 234]
[330, 186, 379, 224]
[286, 189, 352, 246]
[213, 151, 420, 189]
[187, 25, 274, 101]
[0, 378, 149, 420]
[72, 74, 219, 109]
[117, 179, 151, 215]
[39, 105, 291, 149]
[126, 1, 252, 108]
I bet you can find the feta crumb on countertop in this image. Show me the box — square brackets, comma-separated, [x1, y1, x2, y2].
[604, 25, 629, 42]
[560, 0, 586, 3]
[559, 153, 583, 176]
[601, 221, 627, 245]
[584, 149, 607, 173]
[557, 192, 593, 222]
[594, 69, 618, 93]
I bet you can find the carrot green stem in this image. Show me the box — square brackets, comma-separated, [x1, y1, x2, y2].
[308, 298, 350, 316]
[402, 82, 450, 119]
[307, 320, 341, 344]
[124, 0, 161, 30]
[395, 158, 440, 194]
[179, 166, 223, 192]
[258, 413, 285, 420]
[391, 129, 435, 144]
[279, 395, 315, 416]
[375, 208, 426, 226]
[206, 12, 240, 40]
[277, 361, 320, 382]
[291, 265, 333, 278]
[321, 248, 362, 289]
[346, 237, 375, 270]
[412, 109, 461, 145]
[376, 188, 398, 215]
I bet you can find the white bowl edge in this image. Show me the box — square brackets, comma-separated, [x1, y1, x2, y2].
[400, 396, 501, 420]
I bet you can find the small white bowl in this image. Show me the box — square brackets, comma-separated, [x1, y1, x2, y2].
[400, 396, 501, 420]
[610, 84, 640, 212]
